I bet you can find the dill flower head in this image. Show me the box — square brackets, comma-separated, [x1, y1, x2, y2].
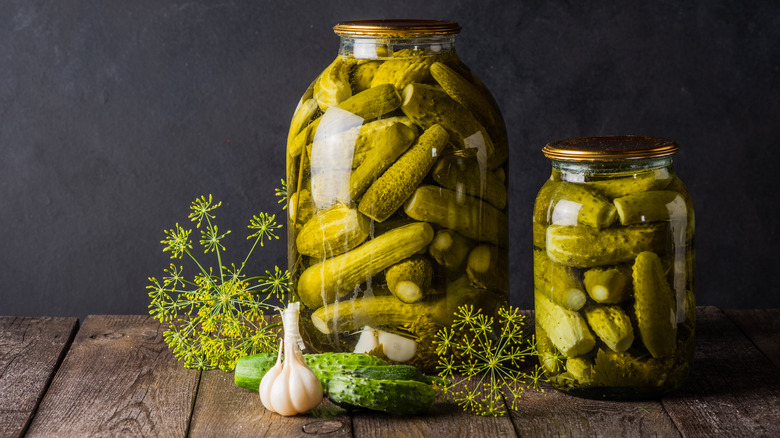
[147, 192, 289, 371]
[433, 304, 545, 416]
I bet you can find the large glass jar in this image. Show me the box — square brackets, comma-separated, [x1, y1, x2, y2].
[285, 20, 509, 371]
[533, 136, 695, 399]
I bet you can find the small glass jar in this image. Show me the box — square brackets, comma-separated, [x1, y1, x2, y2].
[286, 20, 509, 371]
[533, 136, 695, 399]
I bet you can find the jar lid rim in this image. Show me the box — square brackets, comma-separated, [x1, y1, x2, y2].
[334, 20, 461, 37]
[543, 136, 679, 161]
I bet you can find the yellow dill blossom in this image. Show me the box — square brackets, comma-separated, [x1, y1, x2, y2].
[433, 304, 545, 416]
[147, 193, 289, 371]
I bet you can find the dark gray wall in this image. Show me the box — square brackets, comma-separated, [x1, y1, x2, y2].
[2, 0, 778, 320]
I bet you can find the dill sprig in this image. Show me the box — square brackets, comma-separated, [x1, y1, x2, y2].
[433, 304, 546, 416]
[147, 194, 289, 371]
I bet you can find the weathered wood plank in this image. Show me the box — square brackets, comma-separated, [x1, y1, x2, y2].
[351, 400, 518, 438]
[661, 306, 780, 437]
[510, 383, 681, 437]
[0, 317, 78, 438]
[188, 369, 352, 438]
[724, 309, 780, 368]
[24, 315, 200, 438]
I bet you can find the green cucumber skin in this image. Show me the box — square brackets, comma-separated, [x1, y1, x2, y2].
[546, 224, 668, 268]
[613, 190, 684, 226]
[234, 352, 388, 392]
[633, 251, 677, 359]
[550, 183, 617, 229]
[327, 374, 436, 415]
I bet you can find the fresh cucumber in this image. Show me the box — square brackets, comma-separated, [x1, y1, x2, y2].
[234, 352, 388, 392]
[327, 373, 436, 415]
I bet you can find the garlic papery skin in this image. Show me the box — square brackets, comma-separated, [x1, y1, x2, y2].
[258, 302, 323, 416]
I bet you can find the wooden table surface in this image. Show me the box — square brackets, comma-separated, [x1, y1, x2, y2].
[1, 307, 779, 437]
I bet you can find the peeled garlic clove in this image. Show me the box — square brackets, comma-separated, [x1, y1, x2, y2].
[377, 330, 417, 362]
[353, 325, 379, 353]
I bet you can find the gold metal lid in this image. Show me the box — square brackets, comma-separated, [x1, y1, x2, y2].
[543, 136, 679, 161]
[333, 20, 461, 37]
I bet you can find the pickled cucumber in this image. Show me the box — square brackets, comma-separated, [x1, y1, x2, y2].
[431, 152, 507, 209]
[314, 56, 352, 111]
[401, 83, 495, 160]
[592, 348, 670, 388]
[358, 124, 448, 222]
[586, 168, 672, 199]
[428, 229, 476, 274]
[348, 122, 417, 199]
[535, 326, 564, 375]
[546, 224, 668, 268]
[386, 255, 434, 304]
[535, 292, 595, 358]
[429, 61, 508, 169]
[371, 49, 435, 91]
[337, 84, 402, 121]
[297, 222, 434, 309]
[566, 357, 594, 384]
[549, 183, 617, 229]
[613, 190, 685, 226]
[405, 185, 508, 246]
[534, 249, 587, 311]
[583, 265, 632, 304]
[465, 244, 508, 292]
[351, 117, 418, 168]
[583, 305, 634, 353]
[633, 251, 677, 359]
[295, 204, 370, 258]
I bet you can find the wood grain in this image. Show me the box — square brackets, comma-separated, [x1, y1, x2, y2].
[724, 309, 780, 368]
[661, 307, 780, 437]
[352, 399, 519, 438]
[0, 316, 78, 438]
[510, 383, 680, 437]
[188, 369, 352, 438]
[24, 315, 200, 438]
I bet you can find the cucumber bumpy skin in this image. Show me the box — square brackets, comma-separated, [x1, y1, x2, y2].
[358, 124, 448, 222]
[583, 305, 635, 353]
[549, 183, 617, 229]
[297, 222, 434, 309]
[234, 352, 389, 392]
[327, 374, 436, 415]
[633, 251, 677, 359]
[546, 223, 669, 268]
[405, 185, 508, 246]
[348, 122, 417, 200]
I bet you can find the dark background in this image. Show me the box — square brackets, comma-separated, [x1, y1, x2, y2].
[2, 0, 778, 321]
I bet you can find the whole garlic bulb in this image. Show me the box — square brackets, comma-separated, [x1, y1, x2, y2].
[258, 302, 323, 416]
